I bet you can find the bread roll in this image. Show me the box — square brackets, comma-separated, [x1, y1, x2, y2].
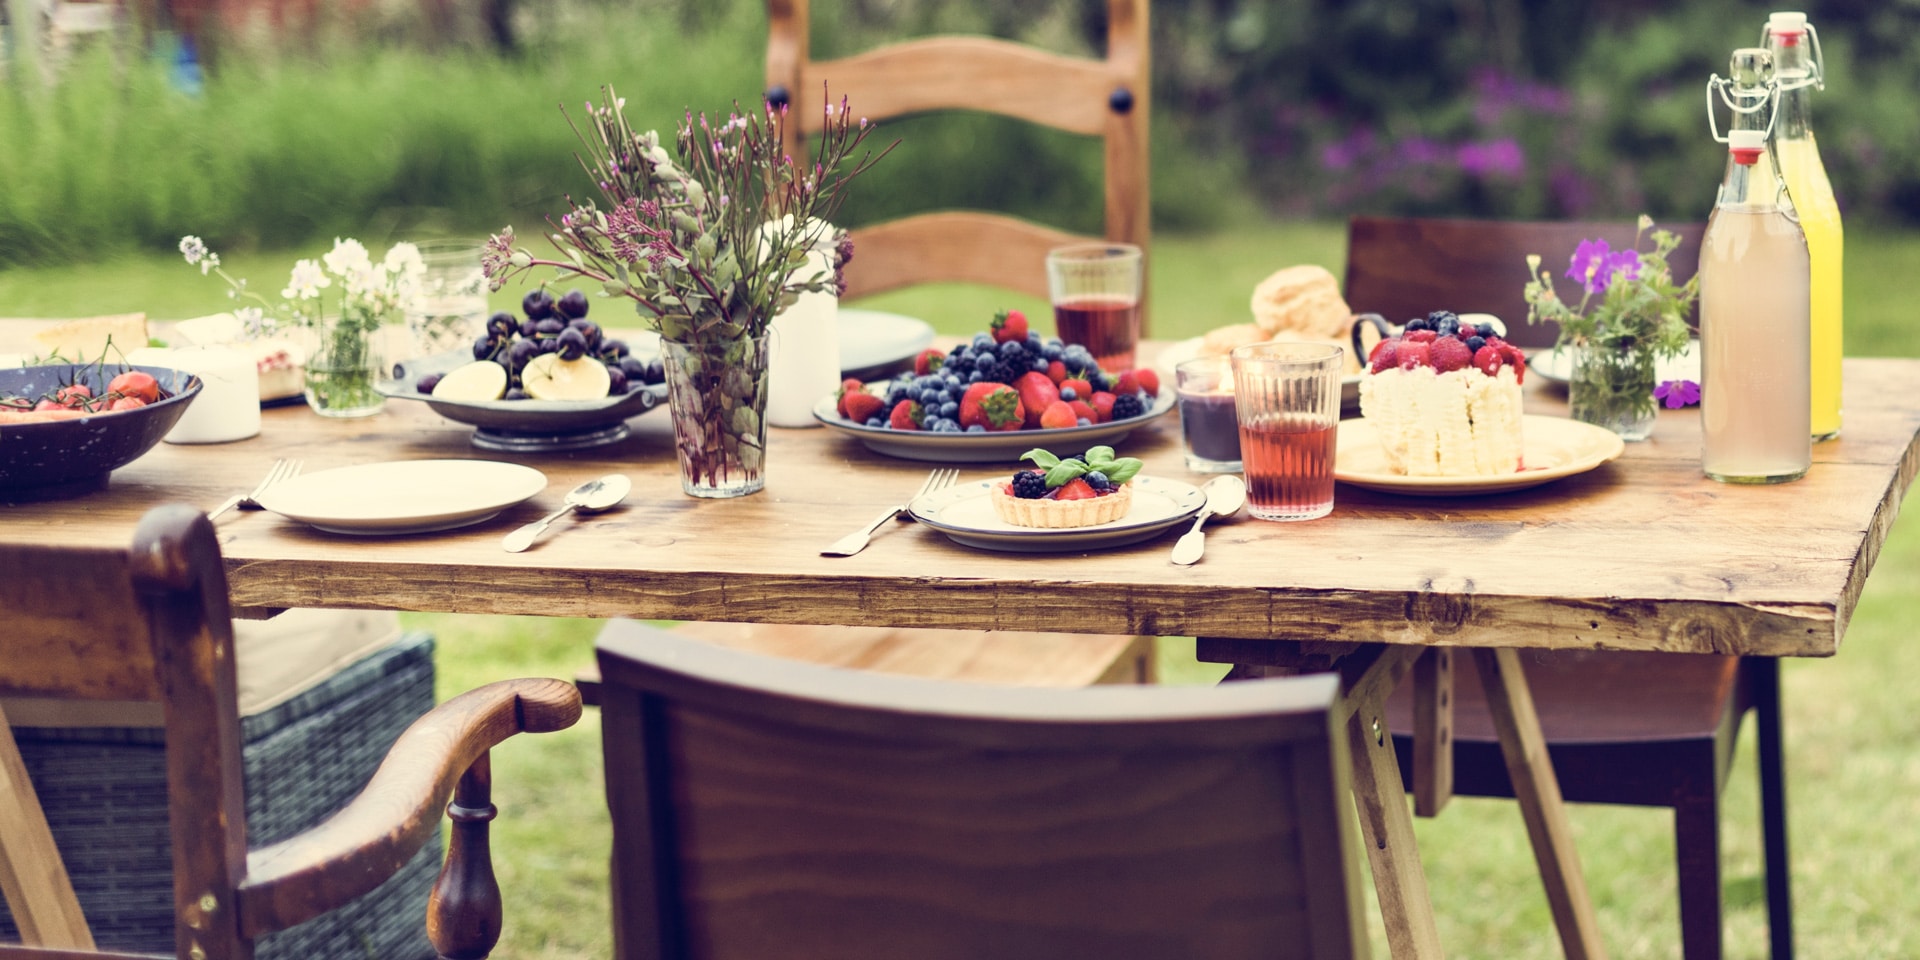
[1251, 265, 1352, 340]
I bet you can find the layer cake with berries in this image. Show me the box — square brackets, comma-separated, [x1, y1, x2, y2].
[1357, 312, 1526, 477]
[992, 447, 1142, 528]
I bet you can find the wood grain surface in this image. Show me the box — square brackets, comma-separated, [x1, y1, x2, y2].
[1, 352, 1915, 658]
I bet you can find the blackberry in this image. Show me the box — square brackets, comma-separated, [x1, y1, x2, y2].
[1433, 317, 1459, 338]
[1111, 393, 1146, 420]
[1426, 310, 1459, 327]
[1011, 470, 1050, 499]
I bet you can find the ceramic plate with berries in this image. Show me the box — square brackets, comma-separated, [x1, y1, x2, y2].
[908, 474, 1206, 553]
[1335, 415, 1627, 497]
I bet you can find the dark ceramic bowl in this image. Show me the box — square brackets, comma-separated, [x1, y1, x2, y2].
[378, 349, 667, 453]
[0, 364, 202, 501]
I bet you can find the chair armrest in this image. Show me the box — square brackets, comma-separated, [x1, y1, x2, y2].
[235, 677, 581, 937]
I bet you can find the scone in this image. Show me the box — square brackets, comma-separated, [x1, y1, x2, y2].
[992, 446, 1144, 528]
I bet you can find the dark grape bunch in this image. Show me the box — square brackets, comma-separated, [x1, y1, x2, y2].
[419, 288, 666, 399]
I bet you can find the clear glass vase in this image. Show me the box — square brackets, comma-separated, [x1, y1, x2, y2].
[304, 311, 389, 418]
[661, 335, 771, 498]
[1567, 342, 1658, 442]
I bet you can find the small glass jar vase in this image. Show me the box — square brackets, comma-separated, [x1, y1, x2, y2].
[304, 310, 390, 418]
[661, 334, 772, 498]
[1567, 341, 1658, 442]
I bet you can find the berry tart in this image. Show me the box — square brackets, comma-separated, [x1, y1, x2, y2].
[1357, 311, 1526, 477]
[992, 446, 1144, 528]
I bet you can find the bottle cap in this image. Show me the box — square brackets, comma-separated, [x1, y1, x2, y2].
[1727, 129, 1766, 164]
[1768, 11, 1808, 42]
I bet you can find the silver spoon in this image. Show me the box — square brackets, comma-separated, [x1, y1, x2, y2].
[1170, 474, 1247, 565]
[502, 474, 632, 553]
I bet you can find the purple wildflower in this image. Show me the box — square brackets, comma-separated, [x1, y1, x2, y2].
[1567, 239, 1641, 295]
[1456, 138, 1525, 178]
[1654, 379, 1701, 409]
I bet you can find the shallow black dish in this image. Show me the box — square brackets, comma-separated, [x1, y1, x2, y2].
[0, 364, 202, 501]
[378, 349, 669, 453]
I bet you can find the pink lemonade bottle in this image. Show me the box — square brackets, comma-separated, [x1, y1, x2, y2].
[1698, 128, 1812, 484]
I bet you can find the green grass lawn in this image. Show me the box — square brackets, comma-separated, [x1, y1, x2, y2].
[8, 223, 1920, 957]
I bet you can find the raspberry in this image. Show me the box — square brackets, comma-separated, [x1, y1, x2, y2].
[1403, 329, 1437, 344]
[1369, 339, 1400, 373]
[1397, 341, 1431, 369]
[1010, 469, 1049, 499]
[1111, 393, 1146, 420]
[1428, 335, 1472, 373]
[1473, 345, 1505, 377]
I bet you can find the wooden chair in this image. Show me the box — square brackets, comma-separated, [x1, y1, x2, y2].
[766, 0, 1151, 318]
[1346, 216, 1791, 960]
[0, 504, 581, 960]
[593, 620, 1368, 960]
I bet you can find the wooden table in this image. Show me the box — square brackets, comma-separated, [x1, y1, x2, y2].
[6, 350, 1918, 959]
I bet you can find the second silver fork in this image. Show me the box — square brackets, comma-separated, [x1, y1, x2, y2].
[207, 458, 303, 521]
[820, 468, 958, 557]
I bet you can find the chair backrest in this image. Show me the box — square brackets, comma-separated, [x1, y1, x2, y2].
[767, 0, 1152, 326]
[595, 622, 1367, 960]
[1344, 216, 1706, 349]
[0, 506, 580, 960]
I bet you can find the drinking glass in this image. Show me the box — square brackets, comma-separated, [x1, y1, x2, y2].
[1230, 341, 1342, 521]
[406, 240, 490, 359]
[1047, 243, 1143, 372]
[1175, 356, 1242, 473]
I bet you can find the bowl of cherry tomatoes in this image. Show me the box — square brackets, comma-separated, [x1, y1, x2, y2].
[0, 363, 202, 500]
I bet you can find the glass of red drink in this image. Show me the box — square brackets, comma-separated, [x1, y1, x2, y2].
[1229, 342, 1342, 521]
[1175, 357, 1242, 473]
[1046, 243, 1143, 372]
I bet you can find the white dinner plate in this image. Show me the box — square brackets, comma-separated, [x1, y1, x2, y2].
[1529, 340, 1702, 387]
[1334, 415, 1626, 496]
[813, 388, 1177, 463]
[908, 476, 1207, 553]
[254, 459, 548, 535]
[839, 308, 935, 379]
[1152, 336, 1363, 411]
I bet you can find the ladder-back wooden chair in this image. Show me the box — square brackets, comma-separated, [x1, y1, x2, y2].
[1345, 216, 1791, 960]
[594, 620, 1367, 960]
[765, 0, 1151, 321]
[0, 504, 581, 960]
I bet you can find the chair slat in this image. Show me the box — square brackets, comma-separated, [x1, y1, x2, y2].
[795, 37, 1112, 135]
[843, 212, 1093, 302]
[0, 546, 158, 702]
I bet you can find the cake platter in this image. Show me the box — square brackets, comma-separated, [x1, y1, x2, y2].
[908, 476, 1205, 552]
[813, 387, 1176, 463]
[1334, 415, 1626, 496]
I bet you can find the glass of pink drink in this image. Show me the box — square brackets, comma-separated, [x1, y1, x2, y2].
[1046, 243, 1143, 372]
[1229, 341, 1342, 521]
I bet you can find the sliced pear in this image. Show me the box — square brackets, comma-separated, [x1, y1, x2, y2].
[521, 353, 612, 401]
[432, 360, 510, 401]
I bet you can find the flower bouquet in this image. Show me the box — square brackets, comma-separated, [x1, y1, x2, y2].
[181, 236, 425, 417]
[1523, 216, 1700, 440]
[483, 86, 890, 498]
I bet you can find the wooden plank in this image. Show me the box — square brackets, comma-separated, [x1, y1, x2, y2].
[794, 36, 1113, 136]
[1345, 684, 1444, 959]
[843, 212, 1092, 302]
[0, 704, 96, 951]
[1412, 649, 1454, 817]
[1469, 649, 1608, 960]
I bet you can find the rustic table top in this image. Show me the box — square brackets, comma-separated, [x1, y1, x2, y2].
[4, 347, 1915, 657]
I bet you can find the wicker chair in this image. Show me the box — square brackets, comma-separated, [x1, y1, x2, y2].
[594, 620, 1367, 960]
[0, 505, 580, 960]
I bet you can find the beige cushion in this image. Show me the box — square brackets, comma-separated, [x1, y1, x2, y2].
[2, 609, 403, 727]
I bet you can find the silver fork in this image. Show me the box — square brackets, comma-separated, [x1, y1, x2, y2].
[207, 458, 303, 521]
[821, 468, 959, 557]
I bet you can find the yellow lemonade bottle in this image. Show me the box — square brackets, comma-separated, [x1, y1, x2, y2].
[1766, 12, 1843, 440]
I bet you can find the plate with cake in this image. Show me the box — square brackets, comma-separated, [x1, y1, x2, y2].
[1337, 312, 1625, 496]
[909, 447, 1205, 552]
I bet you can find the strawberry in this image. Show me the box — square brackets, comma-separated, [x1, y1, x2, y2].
[1111, 370, 1140, 395]
[1046, 360, 1069, 385]
[1089, 391, 1117, 422]
[888, 399, 925, 430]
[1133, 368, 1160, 396]
[1368, 339, 1400, 373]
[1403, 329, 1437, 344]
[1397, 341, 1431, 370]
[991, 308, 1029, 344]
[913, 349, 945, 376]
[1473, 344, 1505, 378]
[1059, 378, 1093, 402]
[1039, 400, 1078, 429]
[841, 391, 885, 424]
[1014, 371, 1062, 428]
[1067, 400, 1098, 424]
[1428, 336, 1473, 373]
[959, 382, 1026, 431]
[835, 378, 865, 418]
[1053, 478, 1098, 501]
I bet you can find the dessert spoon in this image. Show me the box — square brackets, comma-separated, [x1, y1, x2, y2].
[1170, 474, 1246, 565]
[503, 474, 631, 552]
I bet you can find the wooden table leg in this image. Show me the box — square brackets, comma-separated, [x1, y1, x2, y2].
[1412, 649, 1454, 817]
[1345, 675, 1446, 960]
[0, 704, 95, 950]
[1470, 648, 1607, 960]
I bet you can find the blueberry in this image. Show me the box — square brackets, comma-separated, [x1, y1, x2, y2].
[1059, 386, 1078, 402]
[973, 333, 995, 350]
[920, 388, 942, 405]
[999, 340, 1025, 359]
[865, 417, 885, 428]
[1032, 358, 1048, 372]
[1465, 335, 1487, 352]
[1042, 344, 1063, 361]
[966, 424, 986, 433]
[1404, 317, 1430, 332]
[1086, 470, 1111, 490]
[939, 401, 958, 418]
[967, 370, 985, 383]
[1077, 417, 1091, 426]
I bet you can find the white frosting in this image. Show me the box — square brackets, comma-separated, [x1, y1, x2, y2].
[1358, 365, 1523, 476]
